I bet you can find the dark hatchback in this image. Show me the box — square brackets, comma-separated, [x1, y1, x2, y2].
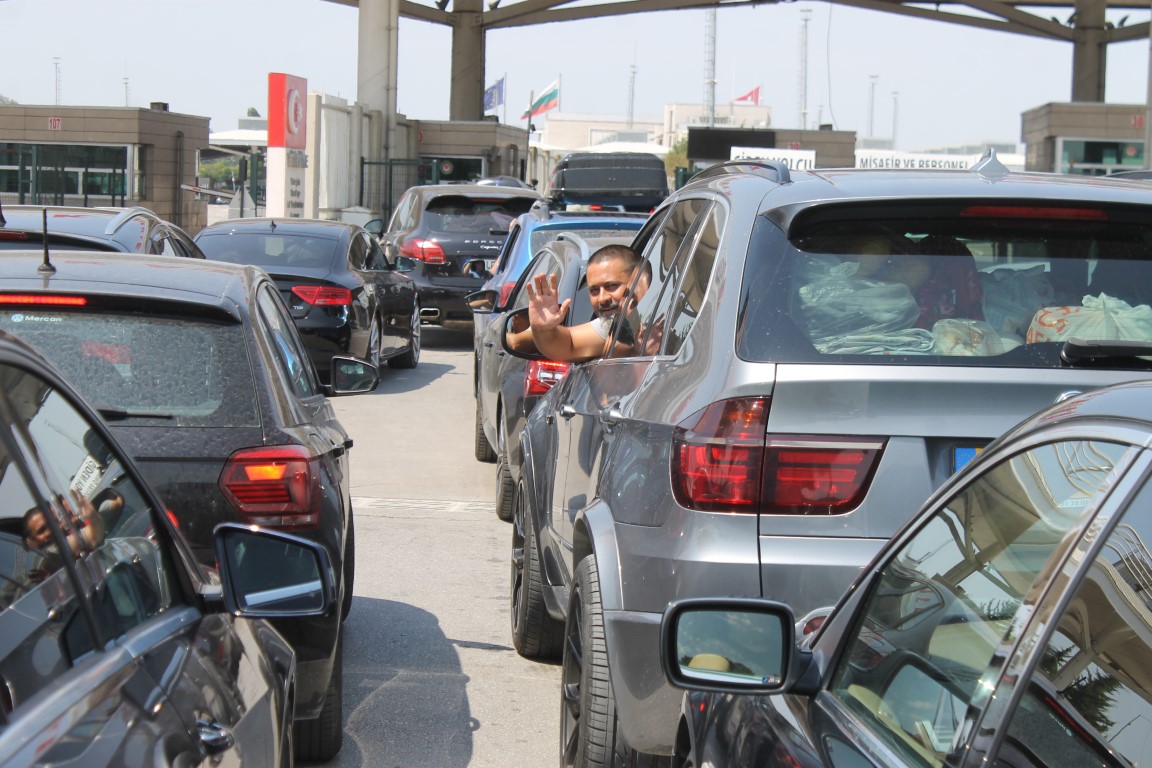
[0, 203, 205, 257]
[195, 217, 420, 380]
[0, 329, 338, 766]
[0, 251, 378, 762]
[380, 183, 541, 330]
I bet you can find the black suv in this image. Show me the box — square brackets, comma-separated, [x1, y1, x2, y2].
[547, 152, 669, 212]
[0, 250, 378, 762]
[0, 203, 205, 257]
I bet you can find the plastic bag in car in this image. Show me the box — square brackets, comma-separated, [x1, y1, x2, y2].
[799, 256, 921, 342]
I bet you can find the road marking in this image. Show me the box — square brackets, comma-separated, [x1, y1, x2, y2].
[352, 497, 492, 515]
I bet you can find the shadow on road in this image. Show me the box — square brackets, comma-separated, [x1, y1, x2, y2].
[365, 327, 476, 395]
[336, 597, 476, 767]
[421, 327, 474, 351]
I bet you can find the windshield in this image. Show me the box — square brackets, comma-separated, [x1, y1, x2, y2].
[197, 232, 339, 270]
[739, 202, 1152, 365]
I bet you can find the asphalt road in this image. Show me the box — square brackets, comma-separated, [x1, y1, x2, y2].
[325, 328, 559, 767]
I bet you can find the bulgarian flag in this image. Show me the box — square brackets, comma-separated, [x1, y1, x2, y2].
[521, 80, 560, 120]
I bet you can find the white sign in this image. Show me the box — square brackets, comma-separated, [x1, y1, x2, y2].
[854, 150, 979, 170]
[730, 147, 816, 170]
[70, 455, 103, 499]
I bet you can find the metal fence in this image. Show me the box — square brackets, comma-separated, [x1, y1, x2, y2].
[360, 158, 435, 221]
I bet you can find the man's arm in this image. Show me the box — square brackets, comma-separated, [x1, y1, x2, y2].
[527, 274, 610, 363]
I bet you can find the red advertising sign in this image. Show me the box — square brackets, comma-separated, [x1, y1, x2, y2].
[268, 73, 308, 150]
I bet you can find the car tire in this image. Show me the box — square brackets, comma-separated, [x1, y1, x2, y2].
[341, 510, 355, 621]
[475, 397, 497, 463]
[294, 635, 344, 763]
[561, 554, 616, 767]
[494, 418, 515, 522]
[511, 480, 563, 659]
[390, 302, 421, 369]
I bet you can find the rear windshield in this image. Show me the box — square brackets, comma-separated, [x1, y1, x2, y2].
[529, 225, 640, 254]
[739, 202, 1152, 366]
[197, 232, 339, 270]
[0, 311, 259, 426]
[423, 195, 537, 235]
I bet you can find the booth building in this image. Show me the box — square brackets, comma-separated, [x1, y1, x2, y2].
[0, 103, 208, 233]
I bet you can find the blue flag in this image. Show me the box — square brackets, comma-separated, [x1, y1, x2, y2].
[484, 77, 505, 112]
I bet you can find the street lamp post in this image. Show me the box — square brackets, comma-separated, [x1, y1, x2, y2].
[892, 91, 899, 149]
[868, 74, 878, 138]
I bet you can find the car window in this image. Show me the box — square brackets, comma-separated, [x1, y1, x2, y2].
[512, 250, 564, 312]
[0, 309, 260, 427]
[608, 198, 710, 359]
[348, 233, 368, 271]
[829, 439, 1133, 768]
[365, 235, 389, 270]
[422, 195, 536, 235]
[494, 220, 523, 274]
[995, 470, 1152, 768]
[738, 201, 1152, 365]
[389, 192, 417, 231]
[0, 362, 183, 718]
[647, 201, 723, 357]
[197, 232, 339, 270]
[256, 284, 320, 398]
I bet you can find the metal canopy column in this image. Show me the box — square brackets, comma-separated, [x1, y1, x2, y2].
[1071, 0, 1107, 101]
[358, 0, 399, 158]
[450, 0, 485, 121]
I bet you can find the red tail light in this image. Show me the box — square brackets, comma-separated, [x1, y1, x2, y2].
[218, 445, 321, 530]
[524, 360, 570, 397]
[498, 281, 517, 307]
[400, 238, 447, 264]
[672, 397, 883, 514]
[0, 231, 32, 242]
[291, 286, 352, 306]
[0, 294, 87, 306]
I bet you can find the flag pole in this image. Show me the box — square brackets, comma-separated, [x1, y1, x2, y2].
[502, 73, 507, 124]
[525, 90, 533, 185]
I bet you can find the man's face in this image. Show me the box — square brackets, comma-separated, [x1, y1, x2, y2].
[25, 510, 52, 549]
[586, 258, 635, 319]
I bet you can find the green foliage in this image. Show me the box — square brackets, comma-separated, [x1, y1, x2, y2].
[246, 107, 261, 117]
[664, 136, 687, 181]
[1039, 644, 1121, 735]
[199, 157, 240, 186]
[0, 94, 17, 105]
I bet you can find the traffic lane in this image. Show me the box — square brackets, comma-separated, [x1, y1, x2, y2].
[329, 340, 558, 767]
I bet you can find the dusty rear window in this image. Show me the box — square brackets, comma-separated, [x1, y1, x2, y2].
[739, 202, 1152, 365]
[0, 311, 259, 427]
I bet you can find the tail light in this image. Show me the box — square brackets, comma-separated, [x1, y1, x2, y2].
[672, 397, 883, 514]
[0, 294, 87, 306]
[0, 231, 31, 242]
[498, 281, 517, 307]
[291, 285, 352, 306]
[524, 360, 569, 397]
[218, 445, 321, 530]
[400, 238, 447, 264]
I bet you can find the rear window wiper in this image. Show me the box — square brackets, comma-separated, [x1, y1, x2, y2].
[1061, 337, 1152, 365]
[97, 406, 175, 421]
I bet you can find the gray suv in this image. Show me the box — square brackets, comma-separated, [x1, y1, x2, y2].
[503, 152, 1152, 766]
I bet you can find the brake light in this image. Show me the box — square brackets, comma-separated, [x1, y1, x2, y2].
[291, 286, 352, 306]
[498, 281, 517, 307]
[672, 398, 884, 514]
[0, 294, 87, 306]
[960, 205, 1108, 221]
[400, 238, 447, 264]
[524, 360, 569, 396]
[218, 445, 321, 530]
[0, 231, 31, 242]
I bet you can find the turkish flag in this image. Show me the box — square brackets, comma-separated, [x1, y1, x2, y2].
[733, 86, 760, 106]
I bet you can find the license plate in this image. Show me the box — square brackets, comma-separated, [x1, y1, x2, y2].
[953, 446, 983, 473]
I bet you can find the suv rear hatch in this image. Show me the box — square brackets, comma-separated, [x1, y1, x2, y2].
[729, 200, 1152, 613]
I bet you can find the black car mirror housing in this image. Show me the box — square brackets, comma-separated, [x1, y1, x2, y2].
[502, 308, 545, 361]
[213, 523, 336, 618]
[328, 356, 380, 395]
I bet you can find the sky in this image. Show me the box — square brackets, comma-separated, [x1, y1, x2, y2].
[2, 0, 1150, 152]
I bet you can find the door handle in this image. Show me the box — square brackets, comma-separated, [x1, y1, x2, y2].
[600, 406, 623, 426]
[559, 404, 577, 420]
[195, 718, 235, 755]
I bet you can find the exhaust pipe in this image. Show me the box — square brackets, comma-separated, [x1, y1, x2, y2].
[420, 307, 441, 321]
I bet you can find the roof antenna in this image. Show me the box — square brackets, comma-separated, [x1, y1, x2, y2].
[38, 208, 55, 275]
[970, 147, 1010, 181]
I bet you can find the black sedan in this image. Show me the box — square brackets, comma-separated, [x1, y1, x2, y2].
[196, 217, 420, 380]
[0, 251, 379, 762]
[0, 203, 205, 257]
[661, 379, 1152, 768]
[0, 328, 337, 766]
[380, 184, 541, 330]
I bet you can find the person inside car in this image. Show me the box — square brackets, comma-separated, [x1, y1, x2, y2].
[520, 244, 644, 363]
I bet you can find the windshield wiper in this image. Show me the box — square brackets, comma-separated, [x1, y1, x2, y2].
[97, 406, 175, 421]
[1061, 337, 1152, 365]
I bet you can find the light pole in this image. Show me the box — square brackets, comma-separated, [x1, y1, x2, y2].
[799, 10, 811, 130]
[868, 74, 878, 138]
[892, 91, 899, 149]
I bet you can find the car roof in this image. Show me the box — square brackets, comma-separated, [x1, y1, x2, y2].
[0, 249, 258, 319]
[196, 217, 358, 239]
[412, 184, 542, 200]
[686, 157, 1152, 229]
[0, 205, 160, 239]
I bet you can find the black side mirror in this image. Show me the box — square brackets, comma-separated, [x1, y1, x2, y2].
[214, 524, 335, 617]
[364, 219, 385, 236]
[502, 307, 544, 360]
[467, 289, 499, 314]
[328, 356, 380, 395]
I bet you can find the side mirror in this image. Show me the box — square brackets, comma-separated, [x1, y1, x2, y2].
[213, 523, 336, 617]
[467, 289, 499, 314]
[328, 356, 380, 394]
[502, 307, 544, 360]
[660, 598, 796, 695]
[364, 219, 385, 236]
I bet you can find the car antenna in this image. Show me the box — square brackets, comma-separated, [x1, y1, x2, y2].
[38, 208, 55, 275]
[268, 219, 277, 231]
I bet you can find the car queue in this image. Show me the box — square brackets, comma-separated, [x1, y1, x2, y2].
[5, 151, 1152, 768]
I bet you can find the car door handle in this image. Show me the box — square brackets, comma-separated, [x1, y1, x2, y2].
[600, 406, 623, 426]
[195, 718, 235, 755]
[559, 404, 577, 420]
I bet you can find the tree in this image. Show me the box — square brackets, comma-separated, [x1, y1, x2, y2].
[0, 94, 17, 105]
[664, 136, 688, 188]
[246, 107, 261, 118]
